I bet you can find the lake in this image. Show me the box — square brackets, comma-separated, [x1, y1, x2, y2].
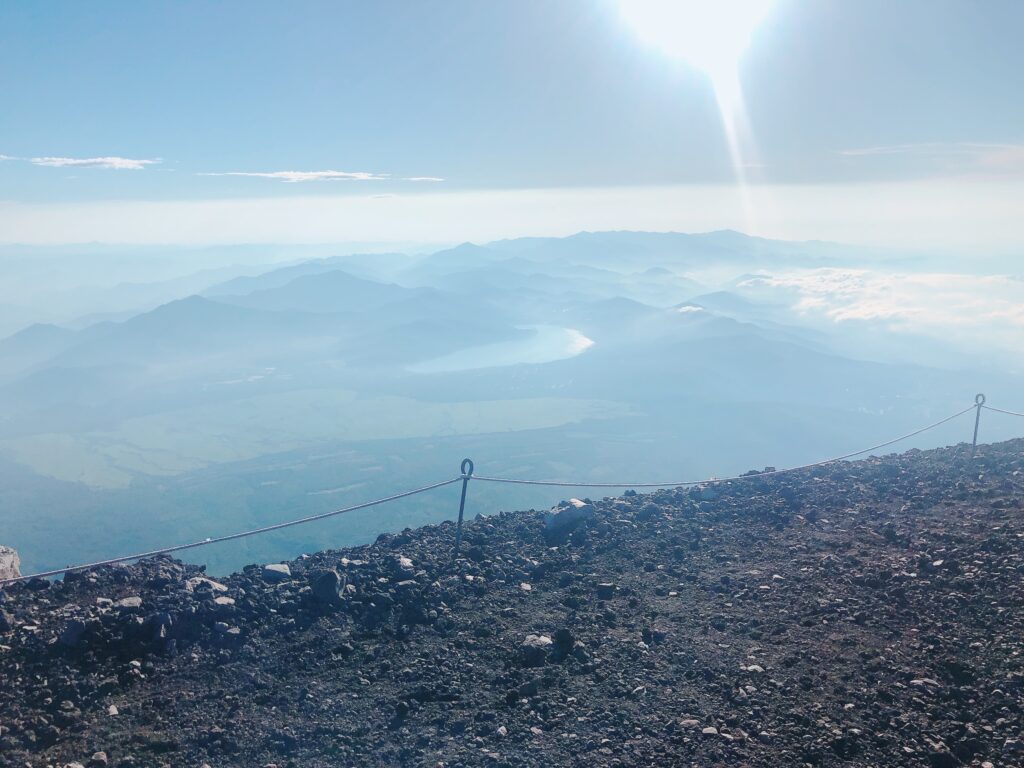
[409, 325, 595, 373]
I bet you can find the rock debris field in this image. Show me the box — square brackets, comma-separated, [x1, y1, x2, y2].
[1, 440, 1023, 768]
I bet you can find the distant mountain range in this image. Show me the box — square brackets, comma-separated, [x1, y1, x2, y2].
[1, 230, 1020, 575]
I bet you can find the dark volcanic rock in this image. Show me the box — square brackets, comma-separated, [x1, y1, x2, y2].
[1, 439, 1023, 767]
[310, 568, 344, 606]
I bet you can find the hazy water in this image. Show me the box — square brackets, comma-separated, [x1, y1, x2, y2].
[410, 325, 594, 373]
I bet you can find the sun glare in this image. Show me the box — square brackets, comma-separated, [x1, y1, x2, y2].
[618, 0, 774, 227]
[617, 0, 772, 83]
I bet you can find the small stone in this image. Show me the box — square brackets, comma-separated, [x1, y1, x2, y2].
[596, 583, 616, 600]
[702, 726, 719, 736]
[310, 569, 343, 605]
[107, 705, 119, 716]
[520, 634, 553, 667]
[927, 750, 958, 768]
[115, 596, 143, 610]
[59, 619, 88, 647]
[88, 751, 109, 767]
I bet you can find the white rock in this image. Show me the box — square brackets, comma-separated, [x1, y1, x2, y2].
[262, 563, 292, 582]
[185, 577, 228, 593]
[544, 499, 595, 533]
[523, 634, 553, 648]
[0, 546, 21, 581]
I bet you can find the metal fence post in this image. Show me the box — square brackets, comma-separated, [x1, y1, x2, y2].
[972, 393, 986, 456]
[453, 458, 474, 561]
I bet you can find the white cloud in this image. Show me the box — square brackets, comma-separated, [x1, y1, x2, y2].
[200, 170, 388, 183]
[29, 156, 161, 170]
[739, 268, 1024, 360]
[405, 176, 445, 182]
[0, 154, 13, 161]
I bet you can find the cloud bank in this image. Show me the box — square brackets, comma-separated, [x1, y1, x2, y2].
[740, 268, 1024, 361]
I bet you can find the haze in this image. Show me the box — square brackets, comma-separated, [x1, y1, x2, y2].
[1, 1, 1022, 576]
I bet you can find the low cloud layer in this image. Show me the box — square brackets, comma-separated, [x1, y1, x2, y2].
[1, 182, 1021, 253]
[740, 268, 1024, 362]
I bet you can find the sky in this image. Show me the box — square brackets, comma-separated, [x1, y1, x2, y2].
[1, 0, 1022, 251]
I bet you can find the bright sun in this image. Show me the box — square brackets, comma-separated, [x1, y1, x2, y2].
[617, 0, 772, 86]
[618, 0, 774, 227]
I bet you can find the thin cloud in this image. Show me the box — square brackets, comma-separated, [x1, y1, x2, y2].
[405, 176, 445, 182]
[200, 170, 389, 183]
[29, 156, 161, 170]
[839, 142, 1024, 176]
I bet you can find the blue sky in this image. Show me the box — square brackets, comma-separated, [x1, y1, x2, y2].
[1, 0, 1022, 248]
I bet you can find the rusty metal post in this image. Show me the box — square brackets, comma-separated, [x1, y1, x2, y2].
[452, 458, 474, 561]
[971, 393, 986, 456]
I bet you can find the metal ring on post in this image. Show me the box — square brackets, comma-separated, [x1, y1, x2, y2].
[972, 394, 986, 456]
[453, 458, 474, 562]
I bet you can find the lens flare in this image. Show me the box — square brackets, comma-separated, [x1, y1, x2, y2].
[618, 0, 773, 226]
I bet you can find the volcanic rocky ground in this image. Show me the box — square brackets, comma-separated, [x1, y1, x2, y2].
[1, 440, 1023, 768]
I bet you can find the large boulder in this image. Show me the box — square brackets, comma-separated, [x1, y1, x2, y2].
[0, 546, 21, 581]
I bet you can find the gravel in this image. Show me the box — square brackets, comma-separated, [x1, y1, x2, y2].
[0, 439, 1022, 767]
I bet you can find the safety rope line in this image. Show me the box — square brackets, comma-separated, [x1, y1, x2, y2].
[0, 477, 463, 586]
[983, 404, 1024, 418]
[3, 398, 1020, 588]
[472, 404, 978, 488]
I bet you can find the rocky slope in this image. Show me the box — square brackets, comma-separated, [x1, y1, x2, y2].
[1, 440, 1022, 768]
